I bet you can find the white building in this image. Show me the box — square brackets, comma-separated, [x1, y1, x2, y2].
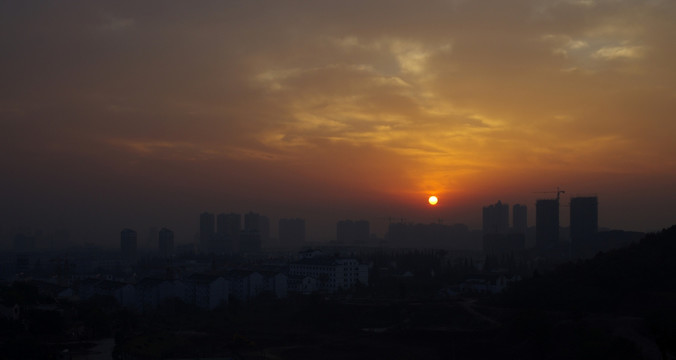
[288, 275, 317, 294]
[298, 249, 324, 259]
[261, 271, 288, 298]
[289, 257, 368, 293]
[135, 278, 179, 311]
[90, 279, 135, 307]
[459, 274, 522, 294]
[223, 270, 265, 302]
[184, 274, 228, 310]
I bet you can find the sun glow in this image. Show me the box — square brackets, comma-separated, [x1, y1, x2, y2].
[428, 195, 438, 205]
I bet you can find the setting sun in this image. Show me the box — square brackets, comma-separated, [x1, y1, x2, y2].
[428, 196, 438, 206]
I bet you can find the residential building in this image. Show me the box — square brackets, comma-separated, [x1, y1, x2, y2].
[260, 271, 288, 299]
[184, 273, 228, 310]
[536, 199, 559, 251]
[482, 201, 509, 234]
[135, 278, 176, 311]
[289, 256, 368, 293]
[199, 212, 215, 253]
[241, 212, 268, 253]
[120, 229, 137, 260]
[512, 204, 527, 234]
[223, 270, 264, 302]
[158, 228, 174, 258]
[216, 213, 240, 254]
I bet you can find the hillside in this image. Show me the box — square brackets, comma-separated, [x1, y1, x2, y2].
[495, 225, 676, 359]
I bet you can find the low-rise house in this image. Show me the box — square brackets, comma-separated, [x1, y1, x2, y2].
[184, 274, 228, 310]
[298, 249, 324, 259]
[288, 275, 318, 295]
[78, 277, 134, 306]
[249, 271, 264, 299]
[77, 278, 102, 300]
[93, 280, 135, 307]
[135, 278, 177, 311]
[459, 274, 521, 294]
[260, 271, 288, 298]
[30, 279, 74, 301]
[223, 270, 264, 302]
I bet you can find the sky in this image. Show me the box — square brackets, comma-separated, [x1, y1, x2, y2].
[1, 0, 675, 246]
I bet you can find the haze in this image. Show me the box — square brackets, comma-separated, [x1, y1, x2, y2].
[2, 0, 675, 245]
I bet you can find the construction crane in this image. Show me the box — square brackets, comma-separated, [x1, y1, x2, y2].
[534, 186, 566, 201]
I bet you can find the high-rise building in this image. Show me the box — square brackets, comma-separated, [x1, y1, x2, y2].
[217, 213, 241, 236]
[199, 212, 215, 253]
[244, 212, 260, 232]
[536, 199, 559, 251]
[279, 218, 306, 247]
[259, 215, 270, 245]
[337, 220, 353, 243]
[482, 201, 509, 234]
[120, 228, 137, 260]
[513, 204, 527, 234]
[244, 212, 269, 239]
[241, 212, 267, 253]
[158, 227, 174, 258]
[215, 213, 240, 254]
[239, 232, 261, 253]
[570, 196, 598, 258]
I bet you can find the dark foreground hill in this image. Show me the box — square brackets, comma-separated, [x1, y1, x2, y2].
[499, 225, 676, 313]
[495, 225, 676, 359]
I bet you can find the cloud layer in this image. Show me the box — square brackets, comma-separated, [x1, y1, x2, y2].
[1, 0, 675, 241]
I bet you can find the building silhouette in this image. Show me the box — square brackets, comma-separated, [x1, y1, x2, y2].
[217, 213, 241, 236]
[482, 201, 525, 256]
[570, 196, 598, 258]
[158, 227, 174, 258]
[120, 228, 137, 260]
[199, 212, 215, 253]
[279, 218, 306, 248]
[512, 204, 527, 234]
[289, 255, 369, 293]
[337, 220, 370, 244]
[241, 212, 268, 253]
[536, 199, 559, 251]
[259, 215, 270, 245]
[482, 201, 509, 234]
[146, 227, 159, 250]
[216, 213, 240, 254]
[244, 212, 261, 232]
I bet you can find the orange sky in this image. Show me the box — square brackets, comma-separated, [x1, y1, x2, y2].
[1, 1, 675, 245]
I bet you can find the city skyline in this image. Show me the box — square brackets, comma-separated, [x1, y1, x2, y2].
[0, 193, 629, 251]
[2, 1, 676, 246]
